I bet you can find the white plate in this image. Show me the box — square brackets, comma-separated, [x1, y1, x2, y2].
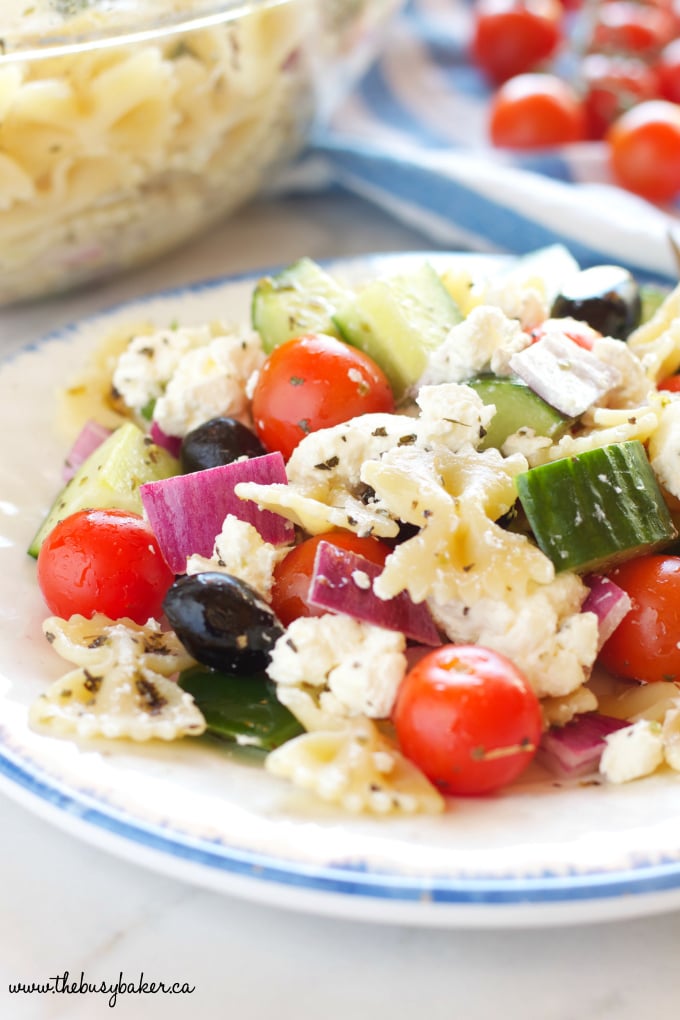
[2, 252, 680, 930]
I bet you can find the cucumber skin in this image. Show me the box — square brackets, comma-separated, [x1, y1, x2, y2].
[517, 441, 677, 574]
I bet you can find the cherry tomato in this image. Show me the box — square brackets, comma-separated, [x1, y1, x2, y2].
[472, 0, 563, 85]
[392, 644, 542, 796]
[599, 555, 680, 683]
[589, 2, 676, 58]
[489, 73, 587, 148]
[657, 38, 680, 104]
[657, 373, 680, 391]
[607, 100, 680, 201]
[37, 508, 174, 624]
[580, 53, 661, 139]
[270, 532, 391, 626]
[251, 334, 395, 461]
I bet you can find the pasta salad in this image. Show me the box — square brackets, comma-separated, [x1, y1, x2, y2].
[27, 246, 680, 815]
[0, 0, 399, 304]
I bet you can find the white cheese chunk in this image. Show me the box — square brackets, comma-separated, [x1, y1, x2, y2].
[421, 305, 530, 385]
[600, 720, 665, 784]
[186, 514, 290, 601]
[509, 334, 622, 417]
[267, 614, 407, 719]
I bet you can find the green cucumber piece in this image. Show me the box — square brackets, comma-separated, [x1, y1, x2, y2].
[28, 421, 179, 558]
[466, 374, 571, 451]
[334, 262, 463, 397]
[178, 666, 303, 750]
[251, 257, 350, 352]
[516, 440, 677, 573]
[640, 283, 671, 325]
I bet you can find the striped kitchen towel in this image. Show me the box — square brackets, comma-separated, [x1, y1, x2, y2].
[289, 0, 680, 283]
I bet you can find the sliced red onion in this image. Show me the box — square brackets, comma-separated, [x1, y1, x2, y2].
[63, 420, 111, 481]
[140, 452, 293, 573]
[308, 540, 441, 645]
[582, 573, 632, 650]
[149, 420, 182, 459]
[537, 712, 629, 779]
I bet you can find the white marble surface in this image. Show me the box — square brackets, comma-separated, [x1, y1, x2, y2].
[2, 192, 680, 1019]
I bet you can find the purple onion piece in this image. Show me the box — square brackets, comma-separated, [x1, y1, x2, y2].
[140, 452, 293, 573]
[537, 712, 629, 779]
[149, 420, 182, 460]
[63, 420, 112, 481]
[308, 540, 441, 646]
[583, 573, 632, 649]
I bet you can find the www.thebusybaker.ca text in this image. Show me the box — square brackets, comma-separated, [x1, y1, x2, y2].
[8, 970, 195, 1008]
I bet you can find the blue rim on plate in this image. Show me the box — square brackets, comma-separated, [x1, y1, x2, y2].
[3, 744, 680, 911]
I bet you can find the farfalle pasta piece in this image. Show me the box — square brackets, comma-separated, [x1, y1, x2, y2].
[365, 445, 553, 605]
[265, 706, 445, 816]
[661, 702, 680, 772]
[533, 403, 661, 467]
[363, 445, 598, 700]
[647, 397, 680, 501]
[30, 615, 204, 741]
[236, 386, 493, 539]
[626, 282, 680, 382]
[0, 153, 35, 209]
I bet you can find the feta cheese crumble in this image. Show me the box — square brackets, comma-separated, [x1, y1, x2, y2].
[267, 614, 407, 720]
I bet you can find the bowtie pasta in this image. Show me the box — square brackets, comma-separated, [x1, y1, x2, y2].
[0, 0, 399, 304]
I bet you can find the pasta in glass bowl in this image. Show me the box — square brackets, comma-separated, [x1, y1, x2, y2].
[0, 0, 403, 306]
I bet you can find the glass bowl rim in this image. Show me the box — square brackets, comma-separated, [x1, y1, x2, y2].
[1, 0, 298, 62]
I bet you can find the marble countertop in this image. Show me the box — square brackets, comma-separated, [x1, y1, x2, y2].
[2, 192, 680, 1020]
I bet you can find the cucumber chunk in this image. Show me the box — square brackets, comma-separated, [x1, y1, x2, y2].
[516, 441, 677, 573]
[639, 283, 670, 325]
[466, 374, 571, 451]
[28, 421, 179, 558]
[178, 666, 303, 750]
[251, 257, 350, 352]
[334, 262, 463, 397]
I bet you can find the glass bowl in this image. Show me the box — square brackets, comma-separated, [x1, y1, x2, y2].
[0, 0, 403, 306]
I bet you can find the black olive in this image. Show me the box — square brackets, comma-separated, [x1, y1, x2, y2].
[180, 417, 266, 473]
[163, 572, 284, 674]
[550, 264, 642, 340]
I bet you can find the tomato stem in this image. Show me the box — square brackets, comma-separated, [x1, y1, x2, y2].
[471, 739, 536, 761]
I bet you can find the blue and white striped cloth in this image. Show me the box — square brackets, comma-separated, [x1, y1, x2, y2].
[291, 0, 680, 283]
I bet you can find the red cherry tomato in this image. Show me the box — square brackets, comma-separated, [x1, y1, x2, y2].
[251, 334, 395, 461]
[598, 555, 680, 683]
[270, 532, 391, 626]
[657, 38, 680, 104]
[472, 0, 563, 85]
[392, 644, 542, 796]
[580, 53, 661, 139]
[607, 99, 680, 201]
[657, 373, 680, 391]
[489, 73, 587, 148]
[37, 508, 175, 624]
[589, 2, 676, 58]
